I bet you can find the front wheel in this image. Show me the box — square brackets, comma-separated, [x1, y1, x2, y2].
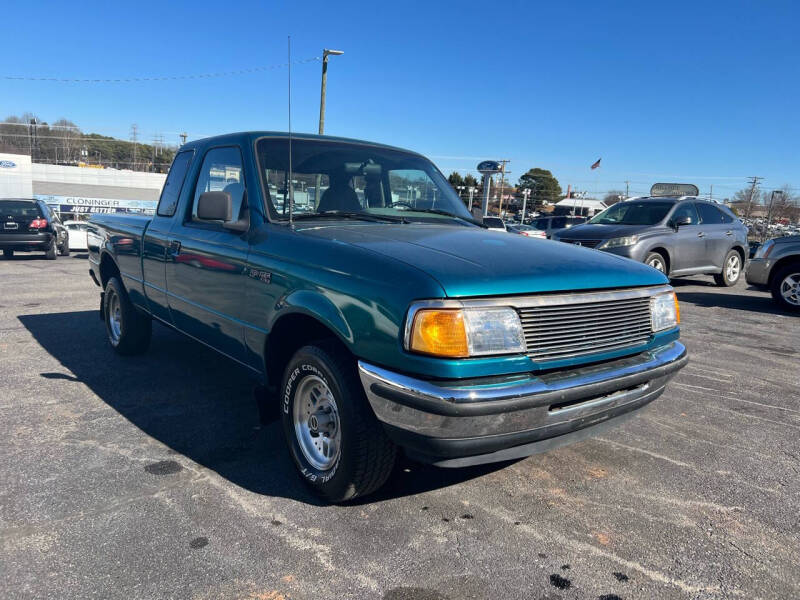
[281, 341, 397, 502]
[44, 243, 57, 260]
[644, 251, 667, 274]
[714, 250, 742, 287]
[103, 276, 152, 355]
[59, 238, 70, 256]
[770, 263, 800, 312]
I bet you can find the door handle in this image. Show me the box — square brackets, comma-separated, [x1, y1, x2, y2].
[169, 240, 181, 255]
[697, 232, 705, 238]
[725, 230, 733, 236]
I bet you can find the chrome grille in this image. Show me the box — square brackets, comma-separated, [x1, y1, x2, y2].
[516, 288, 656, 362]
[559, 238, 602, 248]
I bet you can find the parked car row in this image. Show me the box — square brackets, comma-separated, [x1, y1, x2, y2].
[1, 199, 70, 259]
[0, 198, 91, 259]
[486, 194, 799, 311]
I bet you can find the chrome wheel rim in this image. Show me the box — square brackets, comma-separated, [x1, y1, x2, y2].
[780, 273, 800, 306]
[107, 291, 121, 345]
[647, 256, 665, 273]
[293, 375, 341, 470]
[726, 254, 740, 282]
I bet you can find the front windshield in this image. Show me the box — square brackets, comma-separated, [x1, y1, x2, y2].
[256, 138, 473, 223]
[589, 201, 674, 225]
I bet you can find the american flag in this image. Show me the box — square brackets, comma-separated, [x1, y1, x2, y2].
[591, 158, 601, 170]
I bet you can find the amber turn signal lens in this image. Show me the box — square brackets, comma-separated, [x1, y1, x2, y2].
[410, 309, 469, 358]
[673, 292, 681, 324]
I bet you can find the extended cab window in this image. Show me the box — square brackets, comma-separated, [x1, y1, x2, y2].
[157, 150, 193, 217]
[191, 147, 246, 222]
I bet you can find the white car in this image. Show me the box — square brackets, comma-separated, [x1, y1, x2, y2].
[64, 221, 89, 251]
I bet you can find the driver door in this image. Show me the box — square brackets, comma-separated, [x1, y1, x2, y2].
[669, 202, 705, 272]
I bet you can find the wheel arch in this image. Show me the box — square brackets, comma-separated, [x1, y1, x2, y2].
[264, 309, 353, 392]
[646, 246, 671, 274]
[99, 251, 121, 289]
[768, 254, 800, 288]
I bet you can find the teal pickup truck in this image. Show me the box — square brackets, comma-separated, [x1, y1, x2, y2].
[88, 132, 687, 501]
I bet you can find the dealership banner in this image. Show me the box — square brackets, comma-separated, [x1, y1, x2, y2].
[34, 194, 157, 214]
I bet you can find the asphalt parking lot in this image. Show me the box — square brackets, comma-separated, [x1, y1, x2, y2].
[1, 253, 799, 600]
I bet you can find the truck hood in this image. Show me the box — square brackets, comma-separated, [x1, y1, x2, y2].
[297, 222, 667, 297]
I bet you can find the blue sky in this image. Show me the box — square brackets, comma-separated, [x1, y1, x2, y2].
[2, 0, 798, 199]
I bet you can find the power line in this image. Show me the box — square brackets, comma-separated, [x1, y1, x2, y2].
[1, 57, 320, 84]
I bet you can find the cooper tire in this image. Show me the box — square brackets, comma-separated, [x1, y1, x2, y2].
[714, 250, 742, 287]
[103, 276, 152, 355]
[770, 263, 800, 313]
[280, 341, 397, 503]
[644, 251, 667, 275]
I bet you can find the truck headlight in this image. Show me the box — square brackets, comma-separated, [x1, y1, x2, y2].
[650, 291, 680, 332]
[598, 235, 639, 249]
[407, 307, 526, 358]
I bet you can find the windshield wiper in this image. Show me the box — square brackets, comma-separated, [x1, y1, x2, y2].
[401, 208, 483, 226]
[290, 211, 408, 224]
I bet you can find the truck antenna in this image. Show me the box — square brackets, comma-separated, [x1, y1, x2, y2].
[287, 35, 294, 226]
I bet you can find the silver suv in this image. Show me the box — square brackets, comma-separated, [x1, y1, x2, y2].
[552, 197, 749, 286]
[746, 235, 800, 312]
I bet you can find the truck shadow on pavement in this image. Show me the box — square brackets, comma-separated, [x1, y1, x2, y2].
[19, 310, 503, 505]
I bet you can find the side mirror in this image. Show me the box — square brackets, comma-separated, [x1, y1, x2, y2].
[674, 216, 692, 228]
[197, 191, 232, 221]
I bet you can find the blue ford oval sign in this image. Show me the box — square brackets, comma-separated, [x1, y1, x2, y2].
[477, 160, 501, 174]
[0, 160, 17, 169]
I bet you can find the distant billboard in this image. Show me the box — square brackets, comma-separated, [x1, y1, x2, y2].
[35, 194, 157, 214]
[650, 183, 699, 197]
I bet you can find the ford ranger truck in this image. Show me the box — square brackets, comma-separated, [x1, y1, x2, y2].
[88, 132, 687, 502]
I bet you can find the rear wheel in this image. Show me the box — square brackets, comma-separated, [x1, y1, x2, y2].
[714, 250, 741, 287]
[44, 243, 57, 260]
[281, 341, 397, 502]
[770, 263, 800, 312]
[2, 249, 12, 259]
[103, 276, 152, 355]
[644, 251, 667, 274]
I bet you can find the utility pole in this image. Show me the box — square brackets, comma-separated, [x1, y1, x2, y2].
[467, 187, 477, 213]
[496, 159, 510, 217]
[130, 124, 139, 171]
[179, 132, 187, 146]
[625, 180, 630, 199]
[710, 184, 713, 202]
[744, 176, 763, 219]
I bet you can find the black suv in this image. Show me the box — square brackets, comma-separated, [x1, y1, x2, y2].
[0, 198, 69, 260]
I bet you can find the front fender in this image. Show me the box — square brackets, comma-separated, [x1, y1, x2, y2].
[277, 289, 354, 345]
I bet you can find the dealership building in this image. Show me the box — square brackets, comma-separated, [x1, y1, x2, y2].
[0, 152, 166, 219]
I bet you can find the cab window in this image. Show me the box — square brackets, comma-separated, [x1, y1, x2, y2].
[191, 147, 246, 222]
[157, 150, 193, 217]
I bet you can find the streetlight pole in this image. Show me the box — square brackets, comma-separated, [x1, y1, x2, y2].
[318, 49, 344, 136]
[315, 49, 343, 207]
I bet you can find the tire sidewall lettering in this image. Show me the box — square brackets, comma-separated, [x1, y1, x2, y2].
[283, 358, 341, 484]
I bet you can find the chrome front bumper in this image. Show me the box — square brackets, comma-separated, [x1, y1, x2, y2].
[358, 342, 687, 466]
